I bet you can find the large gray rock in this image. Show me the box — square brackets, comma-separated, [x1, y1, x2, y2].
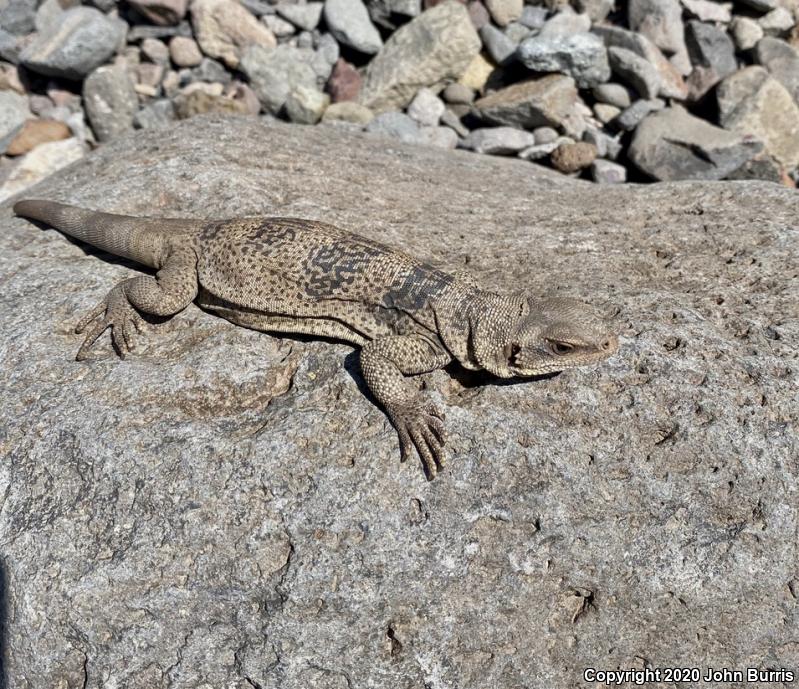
[359, 1, 481, 112]
[20, 6, 127, 79]
[239, 44, 319, 114]
[1, 115, 798, 688]
[475, 74, 578, 129]
[630, 104, 763, 180]
[83, 65, 140, 142]
[324, 0, 383, 54]
[517, 32, 611, 88]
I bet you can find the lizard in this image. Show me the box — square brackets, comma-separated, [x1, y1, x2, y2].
[13, 199, 619, 479]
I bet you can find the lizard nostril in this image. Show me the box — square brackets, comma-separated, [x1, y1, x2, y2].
[602, 336, 617, 351]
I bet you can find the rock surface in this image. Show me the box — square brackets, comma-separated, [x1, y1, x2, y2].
[1, 116, 798, 688]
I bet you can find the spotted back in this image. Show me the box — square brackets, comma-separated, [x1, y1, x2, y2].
[196, 217, 454, 328]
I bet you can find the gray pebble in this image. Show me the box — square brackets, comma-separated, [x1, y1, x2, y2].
[591, 159, 627, 183]
[532, 126, 558, 144]
[616, 98, 664, 130]
[503, 22, 531, 44]
[133, 99, 176, 129]
[365, 111, 422, 144]
[592, 82, 631, 108]
[418, 125, 459, 149]
[442, 83, 475, 104]
[464, 126, 535, 154]
[407, 88, 445, 127]
[518, 5, 547, 29]
[324, 0, 383, 55]
[277, 2, 324, 31]
[480, 24, 517, 64]
[141, 38, 170, 65]
[192, 57, 231, 84]
[262, 14, 296, 37]
[441, 108, 470, 138]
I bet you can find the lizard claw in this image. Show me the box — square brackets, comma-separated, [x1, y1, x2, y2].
[390, 398, 448, 480]
[74, 286, 146, 360]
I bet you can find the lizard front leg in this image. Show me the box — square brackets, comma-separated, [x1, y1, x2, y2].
[359, 335, 452, 480]
[75, 242, 198, 360]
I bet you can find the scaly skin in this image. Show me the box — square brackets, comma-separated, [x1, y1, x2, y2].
[13, 200, 619, 479]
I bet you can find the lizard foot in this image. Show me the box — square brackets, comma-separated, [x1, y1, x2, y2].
[389, 398, 447, 480]
[74, 285, 146, 361]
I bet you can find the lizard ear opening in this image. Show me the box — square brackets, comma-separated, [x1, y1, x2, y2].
[504, 342, 521, 365]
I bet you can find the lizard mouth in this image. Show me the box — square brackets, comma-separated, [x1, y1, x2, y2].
[508, 346, 619, 378]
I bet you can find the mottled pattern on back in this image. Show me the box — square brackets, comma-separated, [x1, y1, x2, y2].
[196, 217, 454, 339]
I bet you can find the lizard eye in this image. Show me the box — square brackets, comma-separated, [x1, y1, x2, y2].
[549, 340, 575, 355]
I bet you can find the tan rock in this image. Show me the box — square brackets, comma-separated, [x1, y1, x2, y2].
[190, 0, 276, 68]
[457, 52, 495, 92]
[0, 63, 25, 94]
[551, 141, 597, 173]
[360, 1, 481, 112]
[321, 101, 375, 124]
[173, 90, 251, 118]
[6, 119, 71, 156]
[484, 0, 522, 26]
[475, 74, 578, 129]
[169, 36, 203, 67]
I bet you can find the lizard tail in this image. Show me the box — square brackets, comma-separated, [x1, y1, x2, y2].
[13, 199, 199, 269]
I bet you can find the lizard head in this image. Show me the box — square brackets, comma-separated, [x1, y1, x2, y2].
[472, 295, 619, 378]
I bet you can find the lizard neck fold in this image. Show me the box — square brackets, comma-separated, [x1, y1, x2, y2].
[432, 284, 525, 373]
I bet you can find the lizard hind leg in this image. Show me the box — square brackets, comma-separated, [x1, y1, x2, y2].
[74, 243, 198, 360]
